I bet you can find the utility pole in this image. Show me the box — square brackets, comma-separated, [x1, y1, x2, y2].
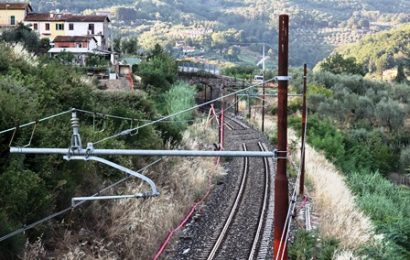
[204, 85, 207, 103]
[219, 84, 225, 150]
[300, 64, 307, 195]
[262, 43, 266, 133]
[248, 89, 251, 118]
[274, 14, 289, 260]
[235, 94, 238, 116]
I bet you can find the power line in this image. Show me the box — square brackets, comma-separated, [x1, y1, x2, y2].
[76, 108, 199, 123]
[0, 109, 72, 136]
[0, 159, 162, 243]
[92, 78, 275, 146]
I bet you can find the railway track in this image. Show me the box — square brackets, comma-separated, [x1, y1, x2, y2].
[205, 141, 271, 260]
[173, 114, 275, 260]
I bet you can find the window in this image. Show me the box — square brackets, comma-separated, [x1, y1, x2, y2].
[33, 23, 38, 30]
[45, 23, 50, 31]
[88, 24, 94, 34]
[56, 23, 64, 31]
[69, 23, 74, 30]
[10, 16, 16, 25]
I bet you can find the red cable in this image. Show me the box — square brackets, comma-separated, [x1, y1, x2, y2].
[153, 171, 214, 259]
[299, 195, 309, 210]
[154, 110, 220, 259]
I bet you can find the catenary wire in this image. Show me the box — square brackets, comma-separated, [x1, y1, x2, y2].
[0, 109, 73, 135]
[92, 78, 275, 145]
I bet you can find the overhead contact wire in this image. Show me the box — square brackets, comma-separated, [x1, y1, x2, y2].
[92, 79, 275, 145]
[0, 109, 72, 135]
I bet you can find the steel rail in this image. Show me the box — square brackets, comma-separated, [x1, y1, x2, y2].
[248, 142, 270, 260]
[224, 121, 234, 131]
[207, 143, 249, 260]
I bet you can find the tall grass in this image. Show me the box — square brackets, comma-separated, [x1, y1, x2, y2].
[289, 130, 373, 251]
[23, 120, 224, 259]
[250, 112, 374, 257]
[290, 114, 410, 258]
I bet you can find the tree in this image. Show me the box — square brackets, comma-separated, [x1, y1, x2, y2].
[320, 53, 366, 76]
[121, 37, 138, 55]
[136, 45, 177, 91]
[38, 38, 51, 54]
[375, 98, 405, 132]
[54, 50, 75, 64]
[113, 37, 121, 53]
[0, 23, 39, 53]
[224, 46, 240, 61]
[86, 53, 107, 67]
[151, 43, 164, 57]
[395, 63, 407, 83]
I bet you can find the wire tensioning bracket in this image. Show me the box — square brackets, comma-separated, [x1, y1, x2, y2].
[274, 149, 288, 160]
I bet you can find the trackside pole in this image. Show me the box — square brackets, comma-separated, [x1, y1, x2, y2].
[235, 94, 238, 115]
[262, 44, 266, 133]
[300, 64, 307, 195]
[220, 87, 225, 150]
[274, 14, 289, 260]
[262, 77, 266, 132]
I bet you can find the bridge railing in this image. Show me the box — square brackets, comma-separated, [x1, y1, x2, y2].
[177, 61, 220, 76]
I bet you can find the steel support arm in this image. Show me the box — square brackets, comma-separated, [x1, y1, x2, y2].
[10, 147, 275, 157]
[64, 155, 159, 197]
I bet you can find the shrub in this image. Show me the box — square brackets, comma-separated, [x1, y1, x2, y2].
[348, 171, 410, 258]
[399, 147, 410, 173]
[320, 53, 366, 76]
[289, 230, 339, 260]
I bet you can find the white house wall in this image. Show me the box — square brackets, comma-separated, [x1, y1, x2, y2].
[65, 22, 107, 48]
[65, 22, 88, 36]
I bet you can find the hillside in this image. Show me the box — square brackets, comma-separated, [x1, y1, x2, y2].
[27, 0, 410, 67]
[337, 23, 410, 80]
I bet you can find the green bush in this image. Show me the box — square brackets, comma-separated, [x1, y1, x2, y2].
[0, 212, 24, 260]
[0, 42, 185, 257]
[289, 230, 339, 260]
[348, 171, 410, 258]
[223, 65, 256, 79]
[399, 147, 410, 173]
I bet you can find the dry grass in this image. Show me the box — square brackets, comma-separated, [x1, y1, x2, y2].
[10, 43, 38, 66]
[289, 129, 374, 251]
[24, 120, 224, 259]
[333, 250, 359, 260]
[245, 110, 373, 256]
[248, 112, 277, 135]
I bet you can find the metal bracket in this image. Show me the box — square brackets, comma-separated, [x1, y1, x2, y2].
[275, 76, 292, 81]
[63, 155, 160, 206]
[274, 149, 288, 159]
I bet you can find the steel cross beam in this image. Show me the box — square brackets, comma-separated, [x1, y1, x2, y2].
[237, 93, 302, 97]
[10, 147, 275, 158]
